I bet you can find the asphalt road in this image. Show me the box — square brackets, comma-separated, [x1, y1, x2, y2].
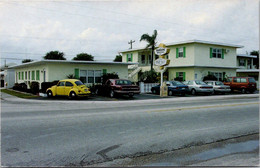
[1, 93, 259, 166]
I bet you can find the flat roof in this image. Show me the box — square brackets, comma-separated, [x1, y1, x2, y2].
[237, 69, 259, 73]
[9, 60, 138, 69]
[119, 39, 244, 53]
[237, 54, 257, 58]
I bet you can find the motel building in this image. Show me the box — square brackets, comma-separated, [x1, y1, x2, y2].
[119, 39, 247, 82]
[9, 60, 137, 89]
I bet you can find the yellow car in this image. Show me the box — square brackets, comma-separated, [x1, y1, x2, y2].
[46, 79, 91, 99]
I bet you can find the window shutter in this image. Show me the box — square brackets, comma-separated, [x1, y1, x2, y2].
[176, 48, 179, 58]
[22, 72, 24, 80]
[183, 47, 186, 58]
[74, 68, 79, 79]
[176, 72, 179, 78]
[210, 48, 213, 58]
[131, 53, 133, 62]
[103, 69, 107, 75]
[126, 54, 128, 62]
[222, 49, 225, 59]
[183, 72, 186, 81]
[36, 70, 40, 80]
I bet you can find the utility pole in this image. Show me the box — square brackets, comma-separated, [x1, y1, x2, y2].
[128, 40, 135, 49]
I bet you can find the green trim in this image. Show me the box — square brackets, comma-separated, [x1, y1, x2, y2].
[32, 71, 35, 80]
[126, 54, 128, 62]
[103, 69, 107, 75]
[22, 72, 24, 80]
[176, 48, 179, 58]
[176, 72, 179, 78]
[183, 72, 186, 81]
[210, 48, 213, 58]
[183, 47, 186, 58]
[222, 49, 224, 59]
[74, 69, 79, 79]
[36, 70, 40, 80]
[131, 53, 133, 62]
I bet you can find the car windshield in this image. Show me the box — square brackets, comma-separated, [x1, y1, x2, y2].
[75, 81, 84, 86]
[115, 80, 132, 85]
[215, 81, 224, 85]
[249, 78, 256, 83]
[171, 81, 183, 85]
[195, 81, 206, 85]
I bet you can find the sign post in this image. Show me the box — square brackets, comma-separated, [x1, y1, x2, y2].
[154, 43, 170, 97]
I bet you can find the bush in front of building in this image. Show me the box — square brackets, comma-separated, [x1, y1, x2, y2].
[174, 77, 184, 82]
[138, 70, 159, 83]
[13, 83, 28, 92]
[30, 82, 39, 95]
[202, 74, 217, 81]
[102, 72, 119, 84]
[41, 82, 55, 93]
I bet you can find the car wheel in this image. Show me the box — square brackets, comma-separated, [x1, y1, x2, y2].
[168, 90, 173, 96]
[241, 88, 246, 94]
[69, 91, 77, 99]
[191, 89, 196, 95]
[110, 90, 115, 98]
[47, 90, 53, 98]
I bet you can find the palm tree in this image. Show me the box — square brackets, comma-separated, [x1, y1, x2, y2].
[140, 30, 158, 71]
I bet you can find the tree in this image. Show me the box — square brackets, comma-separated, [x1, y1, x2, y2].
[138, 70, 159, 83]
[44, 51, 66, 60]
[22, 59, 33, 63]
[113, 55, 122, 62]
[140, 30, 158, 71]
[73, 53, 94, 61]
[250, 50, 259, 69]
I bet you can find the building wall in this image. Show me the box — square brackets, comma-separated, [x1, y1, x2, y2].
[168, 67, 195, 81]
[194, 44, 236, 67]
[194, 67, 236, 81]
[167, 44, 195, 66]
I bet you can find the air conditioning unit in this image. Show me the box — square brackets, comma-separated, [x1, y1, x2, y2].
[224, 49, 230, 53]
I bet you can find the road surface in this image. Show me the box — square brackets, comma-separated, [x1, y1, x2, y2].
[1, 93, 259, 166]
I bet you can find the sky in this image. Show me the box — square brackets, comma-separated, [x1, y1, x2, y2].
[0, 0, 259, 66]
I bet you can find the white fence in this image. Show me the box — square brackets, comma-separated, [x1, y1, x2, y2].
[139, 82, 159, 93]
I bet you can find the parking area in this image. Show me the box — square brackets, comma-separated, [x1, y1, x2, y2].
[34, 90, 259, 101]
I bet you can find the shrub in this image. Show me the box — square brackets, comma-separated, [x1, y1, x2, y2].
[41, 82, 55, 93]
[102, 72, 119, 84]
[13, 83, 27, 92]
[174, 77, 184, 82]
[139, 70, 159, 83]
[202, 74, 217, 81]
[30, 82, 39, 94]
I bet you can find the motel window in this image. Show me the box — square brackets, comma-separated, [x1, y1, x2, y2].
[176, 47, 186, 58]
[28, 71, 31, 80]
[19, 72, 21, 80]
[176, 72, 186, 81]
[32, 71, 35, 80]
[141, 55, 145, 64]
[127, 53, 133, 62]
[210, 48, 224, 59]
[212, 72, 223, 81]
[25, 72, 27, 80]
[80, 70, 102, 84]
[239, 59, 245, 66]
[95, 70, 102, 83]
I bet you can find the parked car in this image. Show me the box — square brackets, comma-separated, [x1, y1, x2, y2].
[95, 79, 140, 98]
[223, 77, 257, 94]
[46, 79, 91, 99]
[151, 81, 189, 96]
[183, 80, 213, 95]
[205, 81, 231, 94]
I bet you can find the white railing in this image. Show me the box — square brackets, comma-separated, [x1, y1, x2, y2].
[128, 67, 141, 78]
[139, 82, 159, 93]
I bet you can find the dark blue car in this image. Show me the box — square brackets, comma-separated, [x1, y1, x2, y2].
[151, 81, 189, 96]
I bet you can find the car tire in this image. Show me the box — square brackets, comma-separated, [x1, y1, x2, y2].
[47, 90, 53, 98]
[69, 91, 77, 99]
[110, 90, 115, 98]
[191, 89, 196, 95]
[241, 88, 246, 94]
[168, 90, 173, 96]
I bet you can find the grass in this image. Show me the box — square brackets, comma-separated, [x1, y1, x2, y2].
[1, 89, 39, 99]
